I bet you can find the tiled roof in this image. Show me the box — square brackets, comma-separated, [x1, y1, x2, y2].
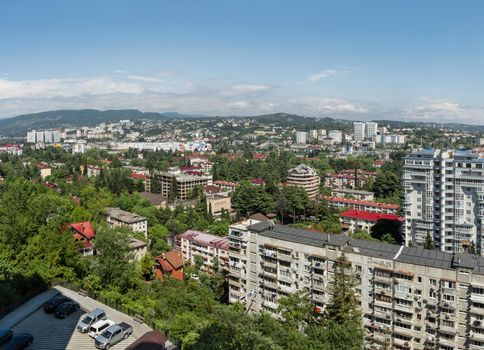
[156, 250, 184, 271]
[340, 209, 403, 222]
[70, 221, 95, 239]
[322, 196, 400, 209]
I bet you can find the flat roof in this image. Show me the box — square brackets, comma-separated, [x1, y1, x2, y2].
[106, 207, 147, 224]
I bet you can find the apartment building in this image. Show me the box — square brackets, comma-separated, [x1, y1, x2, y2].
[151, 167, 213, 201]
[366, 122, 378, 140]
[354, 122, 366, 142]
[403, 148, 484, 254]
[296, 131, 308, 144]
[286, 164, 320, 200]
[322, 196, 400, 214]
[228, 221, 484, 350]
[330, 187, 375, 201]
[339, 209, 403, 234]
[176, 230, 229, 273]
[105, 207, 148, 237]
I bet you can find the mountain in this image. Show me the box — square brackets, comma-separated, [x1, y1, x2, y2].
[0, 109, 197, 136]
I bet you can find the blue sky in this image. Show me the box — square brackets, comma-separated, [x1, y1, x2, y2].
[1, 0, 484, 123]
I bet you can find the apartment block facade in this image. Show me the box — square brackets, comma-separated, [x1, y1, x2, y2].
[286, 164, 320, 200]
[151, 167, 213, 201]
[228, 220, 484, 350]
[403, 149, 484, 254]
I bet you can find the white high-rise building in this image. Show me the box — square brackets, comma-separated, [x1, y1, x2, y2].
[403, 148, 484, 254]
[52, 130, 61, 143]
[35, 131, 44, 143]
[44, 130, 53, 144]
[27, 130, 36, 143]
[295, 131, 308, 144]
[308, 129, 318, 139]
[365, 122, 378, 140]
[328, 130, 342, 143]
[353, 122, 366, 142]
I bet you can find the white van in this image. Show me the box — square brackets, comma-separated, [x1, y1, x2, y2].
[88, 319, 115, 339]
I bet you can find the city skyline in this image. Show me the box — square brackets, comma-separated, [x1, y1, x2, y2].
[1, 1, 484, 124]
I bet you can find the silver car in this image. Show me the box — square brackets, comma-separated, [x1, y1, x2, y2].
[77, 308, 106, 333]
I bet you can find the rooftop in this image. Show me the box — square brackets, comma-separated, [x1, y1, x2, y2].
[340, 209, 404, 222]
[177, 230, 229, 250]
[106, 207, 148, 224]
[322, 196, 400, 209]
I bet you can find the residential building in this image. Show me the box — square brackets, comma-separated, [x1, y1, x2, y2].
[71, 221, 95, 256]
[324, 173, 369, 189]
[228, 221, 484, 350]
[52, 130, 61, 143]
[44, 130, 53, 143]
[309, 129, 318, 139]
[176, 230, 229, 273]
[154, 251, 184, 281]
[214, 180, 239, 192]
[328, 130, 343, 143]
[38, 162, 51, 179]
[296, 131, 308, 144]
[403, 148, 484, 254]
[105, 207, 148, 237]
[129, 238, 148, 261]
[35, 131, 44, 143]
[339, 209, 403, 234]
[354, 122, 366, 142]
[322, 196, 399, 214]
[330, 188, 375, 201]
[365, 122, 378, 140]
[140, 191, 168, 209]
[286, 164, 320, 200]
[27, 130, 36, 143]
[86, 165, 102, 177]
[151, 167, 213, 201]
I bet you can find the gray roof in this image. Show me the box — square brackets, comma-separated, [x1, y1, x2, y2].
[250, 222, 484, 272]
[106, 207, 147, 224]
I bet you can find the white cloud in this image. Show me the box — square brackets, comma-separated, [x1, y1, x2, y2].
[127, 75, 162, 83]
[222, 83, 272, 96]
[306, 68, 350, 82]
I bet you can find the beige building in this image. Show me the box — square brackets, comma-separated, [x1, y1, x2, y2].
[286, 164, 320, 200]
[228, 221, 484, 350]
[105, 207, 148, 238]
[330, 187, 375, 201]
[176, 230, 229, 273]
[151, 167, 212, 201]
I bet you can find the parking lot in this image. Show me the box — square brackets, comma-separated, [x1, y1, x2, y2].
[1, 286, 152, 350]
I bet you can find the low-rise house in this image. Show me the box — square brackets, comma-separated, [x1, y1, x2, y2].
[86, 164, 102, 177]
[38, 162, 51, 179]
[70, 221, 95, 256]
[129, 238, 148, 261]
[176, 230, 229, 273]
[140, 191, 168, 209]
[321, 196, 399, 214]
[330, 188, 374, 201]
[154, 251, 184, 281]
[339, 209, 403, 233]
[213, 180, 239, 192]
[106, 207, 148, 238]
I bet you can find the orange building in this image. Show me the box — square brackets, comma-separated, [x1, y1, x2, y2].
[154, 251, 184, 281]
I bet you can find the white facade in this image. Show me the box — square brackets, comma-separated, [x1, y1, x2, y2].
[365, 122, 378, 140]
[295, 131, 308, 144]
[354, 122, 366, 142]
[27, 130, 36, 143]
[328, 130, 343, 143]
[404, 148, 484, 255]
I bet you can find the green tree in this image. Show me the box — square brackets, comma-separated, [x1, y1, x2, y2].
[424, 232, 435, 250]
[139, 252, 154, 280]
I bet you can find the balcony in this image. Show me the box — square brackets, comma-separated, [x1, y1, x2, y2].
[470, 332, 484, 342]
[439, 324, 457, 335]
[263, 300, 278, 310]
[471, 307, 484, 316]
[261, 260, 277, 269]
[262, 249, 277, 258]
[278, 284, 296, 294]
[312, 294, 325, 303]
[277, 253, 293, 263]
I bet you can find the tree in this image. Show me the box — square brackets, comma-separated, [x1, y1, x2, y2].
[139, 252, 154, 280]
[148, 224, 170, 256]
[424, 232, 435, 250]
[169, 177, 179, 203]
[277, 291, 314, 331]
[93, 225, 135, 290]
[371, 171, 401, 202]
[325, 254, 361, 325]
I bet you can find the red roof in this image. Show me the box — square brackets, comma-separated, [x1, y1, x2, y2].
[214, 180, 239, 188]
[155, 250, 184, 272]
[204, 185, 223, 194]
[130, 173, 148, 180]
[339, 209, 403, 222]
[250, 178, 265, 185]
[37, 162, 50, 169]
[70, 221, 95, 239]
[253, 153, 267, 160]
[322, 196, 400, 209]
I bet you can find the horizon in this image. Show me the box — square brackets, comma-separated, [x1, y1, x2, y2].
[1, 1, 484, 124]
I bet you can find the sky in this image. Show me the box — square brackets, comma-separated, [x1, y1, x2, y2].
[1, 0, 484, 124]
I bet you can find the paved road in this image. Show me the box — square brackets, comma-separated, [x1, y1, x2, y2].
[1, 286, 153, 350]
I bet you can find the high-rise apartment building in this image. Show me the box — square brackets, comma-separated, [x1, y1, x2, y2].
[52, 130, 61, 143]
[228, 220, 484, 350]
[44, 130, 53, 144]
[328, 130, 343, 143]
[27, 130, 36, 143]
[295, 131, 308, 144]
[286, 164, 320, 200]
[365, 122, 378, 140]
[35, 131, 44, 143]
[354, 122, 366, 142]
[403, 148, 484, 254]
[151, 167, 213, 201]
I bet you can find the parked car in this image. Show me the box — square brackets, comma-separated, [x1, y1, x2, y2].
[54, 301, 80, 319]
[3, 333, 33, 350]
[88, 319, 115, 339]
[0, 328, 13, 346]
[95, 322, 133, 349]
[77, 308, 107, 333]
[43, 294, 71, 313]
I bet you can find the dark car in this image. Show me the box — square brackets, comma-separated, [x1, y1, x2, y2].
[54, 301, 80, 319]
[3, 333, 33, 350]
[0, 328, 14, 346]
[43, 294, 71, 313]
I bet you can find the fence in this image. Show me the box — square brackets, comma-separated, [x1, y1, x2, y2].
[0, 285, 48, 319]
